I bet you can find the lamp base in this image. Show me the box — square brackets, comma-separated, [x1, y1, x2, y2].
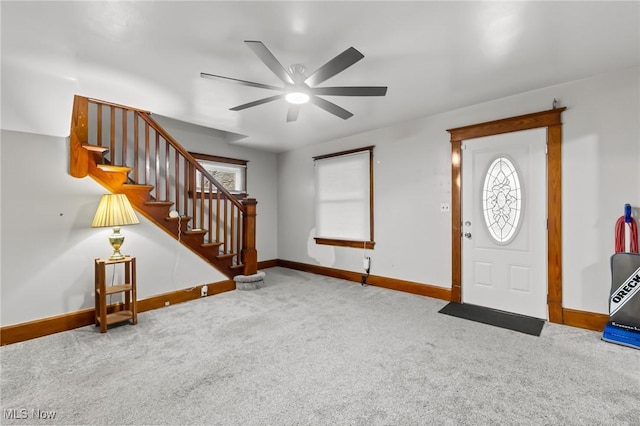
[108, 252, 126, 261]
[108, 226, 126, 261]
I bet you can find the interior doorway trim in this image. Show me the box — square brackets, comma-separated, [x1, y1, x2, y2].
[447, 107, 567, 324]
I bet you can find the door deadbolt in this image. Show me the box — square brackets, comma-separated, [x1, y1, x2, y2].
[464, 232, 472, 239]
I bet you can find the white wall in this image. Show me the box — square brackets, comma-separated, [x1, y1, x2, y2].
[559, 69, 640, 312]
[277, 67, 640, 315]
[0, 128, 276, 326]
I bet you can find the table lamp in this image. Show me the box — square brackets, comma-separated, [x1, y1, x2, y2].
[92, 194, 140, 260]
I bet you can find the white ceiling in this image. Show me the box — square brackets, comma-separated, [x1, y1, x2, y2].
[2, 1, 639, 152]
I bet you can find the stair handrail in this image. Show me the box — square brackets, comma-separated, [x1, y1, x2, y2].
[79, 97, 245, 210]
[137, 110, 258, 276]
[135, 112, 245, 211]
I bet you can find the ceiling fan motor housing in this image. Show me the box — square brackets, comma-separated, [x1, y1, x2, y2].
[289, 64, 307, 81]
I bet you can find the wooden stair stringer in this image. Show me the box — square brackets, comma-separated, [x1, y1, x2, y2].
[84, 159, 242, 278]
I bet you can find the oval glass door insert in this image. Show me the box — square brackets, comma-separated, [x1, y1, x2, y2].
[482, 156, 522, 243]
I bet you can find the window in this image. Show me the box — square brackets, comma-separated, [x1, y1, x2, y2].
[190, 152, 247, 197]
[313, 146, 375, 249]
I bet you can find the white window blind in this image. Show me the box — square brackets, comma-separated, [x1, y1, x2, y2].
[315, 149, 371, 242]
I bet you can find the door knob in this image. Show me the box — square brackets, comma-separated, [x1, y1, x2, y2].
[464, 232, 472, 239]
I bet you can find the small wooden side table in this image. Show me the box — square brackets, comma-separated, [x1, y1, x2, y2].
[94, 256, 137, 333]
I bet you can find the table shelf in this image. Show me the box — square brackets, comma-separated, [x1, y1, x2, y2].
[94, 256, 137, 333]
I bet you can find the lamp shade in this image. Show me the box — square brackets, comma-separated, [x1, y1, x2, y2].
[92, 194, 139, 228]
[92, 194, 139, 261]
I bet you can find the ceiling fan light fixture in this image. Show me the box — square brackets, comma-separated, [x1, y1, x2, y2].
[285, 91, 310, 105]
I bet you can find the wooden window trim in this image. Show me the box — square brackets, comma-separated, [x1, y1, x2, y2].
[313, 146, 375, 249]
[313, 145, 375, 161]
[315, 238, 375, 250]
[189, 151, 248, 199]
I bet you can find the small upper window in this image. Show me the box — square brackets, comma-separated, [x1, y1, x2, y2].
[482, 156, 522, 243]
[190, 152, 247, 197]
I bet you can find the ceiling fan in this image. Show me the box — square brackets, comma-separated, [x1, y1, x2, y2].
[201, 40, 387, 122]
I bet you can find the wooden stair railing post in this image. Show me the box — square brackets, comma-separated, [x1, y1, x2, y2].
[69, 95, 89, 178]
[241, 198, 258, 276]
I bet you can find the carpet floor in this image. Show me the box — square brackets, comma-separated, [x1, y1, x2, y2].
[1, 267, 639, 425]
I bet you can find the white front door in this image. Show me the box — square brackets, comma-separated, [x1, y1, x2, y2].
[461, 128, 547, 319]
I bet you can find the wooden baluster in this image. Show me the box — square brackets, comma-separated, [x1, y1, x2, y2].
[230, 202, 235, 261]
[122, 109, 127, 167]
[236, 206, 242, 265]
[191, 168, 197, 228]
[110, 107, 116, 164]
[133, 115, 139, 183]
[155, 132, 160, 195]
[165, 139, 170, 201]
[219, 195, 227, 254]
[184, 160, 189, 218]
[216, 189, 221, 244]
[144, 123, 150, 185]
[228, 195, 231, 253]
[199, 175, 205, 230]
[174, 149, 180, 212]
[97, 104, 103, 148]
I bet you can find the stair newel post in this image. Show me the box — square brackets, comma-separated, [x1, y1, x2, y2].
[241, 198, 258, 276]
[70, 95, 89, 178]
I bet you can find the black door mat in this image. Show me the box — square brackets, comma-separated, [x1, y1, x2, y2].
[438, 302, 545, 336]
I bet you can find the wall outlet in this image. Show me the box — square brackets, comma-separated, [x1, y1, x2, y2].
[440, 203, 450, 213]
[201, 285, 208, 297]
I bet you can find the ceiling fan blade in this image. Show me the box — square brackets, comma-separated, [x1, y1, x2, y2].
[245, 41, 295, 85]
[304, 47, 364, 87]
[200, 72, 282, 91]
[309, 96, 353, 120]
[229, 94, 284, 111]
[310, 86, 388, 97]
[286, 106, 300, 122]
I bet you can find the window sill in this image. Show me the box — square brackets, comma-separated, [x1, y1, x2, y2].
[315, 238, 375, 250]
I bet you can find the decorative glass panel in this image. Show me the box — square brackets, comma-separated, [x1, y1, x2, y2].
[482, 157, 522, 243]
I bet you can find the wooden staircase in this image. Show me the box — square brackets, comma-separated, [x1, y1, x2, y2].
[69, 95, 257, 278]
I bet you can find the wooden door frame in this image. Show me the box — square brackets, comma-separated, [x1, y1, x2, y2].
[447, 107, 566, 324]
